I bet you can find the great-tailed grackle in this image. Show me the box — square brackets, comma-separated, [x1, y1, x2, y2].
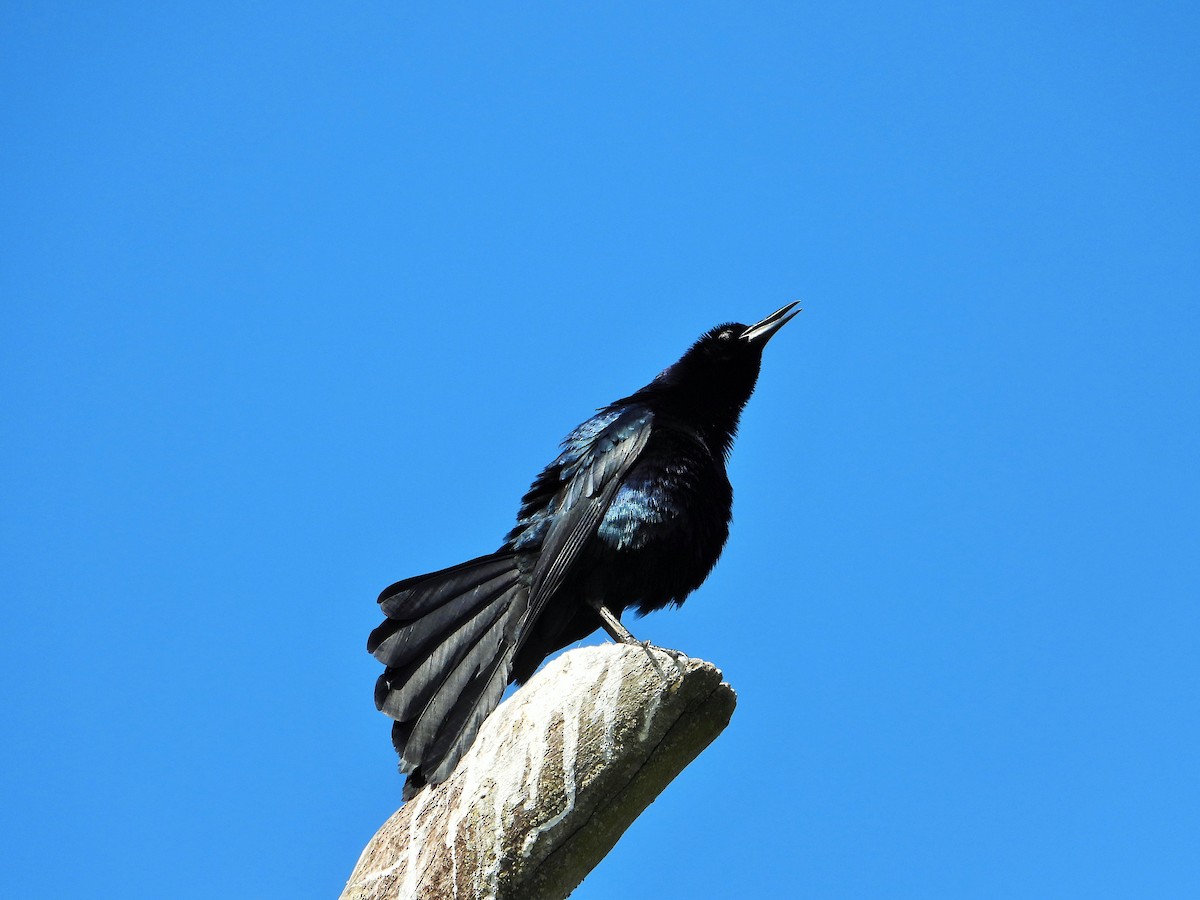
[369, 302, 800, 798]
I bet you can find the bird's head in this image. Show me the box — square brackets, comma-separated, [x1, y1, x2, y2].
[640, 302, 801, 451]
[655, 301, 800, 388]
[693, 301, 801, 370]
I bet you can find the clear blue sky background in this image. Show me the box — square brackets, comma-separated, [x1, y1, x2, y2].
[3, 4, 1198, 898]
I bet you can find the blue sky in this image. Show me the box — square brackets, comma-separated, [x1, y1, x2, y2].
[3, 3, 1197, 897]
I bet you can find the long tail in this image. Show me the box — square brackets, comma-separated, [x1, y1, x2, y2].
[368, 551, 529, 799]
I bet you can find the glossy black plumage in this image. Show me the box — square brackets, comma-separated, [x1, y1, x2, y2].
[369, 303, 799, 798]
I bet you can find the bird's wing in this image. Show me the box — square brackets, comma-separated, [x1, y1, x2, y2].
[522, 405, 654, 630]
[404, 405, 653, 787]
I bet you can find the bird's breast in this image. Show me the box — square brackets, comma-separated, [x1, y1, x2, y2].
[593, 435, 732, 608]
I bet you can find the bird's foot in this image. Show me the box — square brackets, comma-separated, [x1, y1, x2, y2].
[634, 639, 688, 682]
[635, 639, 670, 681]
[645, 641, 689, 677]
[587, 598, 686, 681]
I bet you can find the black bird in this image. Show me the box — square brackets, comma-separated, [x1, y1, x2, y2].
[369, 302, 800, 798]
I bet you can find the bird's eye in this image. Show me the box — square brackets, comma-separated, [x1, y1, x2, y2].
[718, 330, 734, 341]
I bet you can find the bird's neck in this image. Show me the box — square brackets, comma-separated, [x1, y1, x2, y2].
[627, 384, 748, 461]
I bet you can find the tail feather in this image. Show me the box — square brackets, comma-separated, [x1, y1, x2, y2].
[370, 550, 529, 798]
[423, 647, 518, 785]
[375, 584, 515, 722]
[377, 552, 518, 618]
[368, 565, 518, 668]
[405, 595, 524, 765]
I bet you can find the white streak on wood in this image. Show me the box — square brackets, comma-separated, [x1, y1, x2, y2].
[340, 643, 736, 900]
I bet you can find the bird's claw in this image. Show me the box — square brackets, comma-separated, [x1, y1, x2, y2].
[636, 639, 688, 682]
[588, 598, 687, 679]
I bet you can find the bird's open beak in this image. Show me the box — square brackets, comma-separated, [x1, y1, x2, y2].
[740, 301, 801, 346]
